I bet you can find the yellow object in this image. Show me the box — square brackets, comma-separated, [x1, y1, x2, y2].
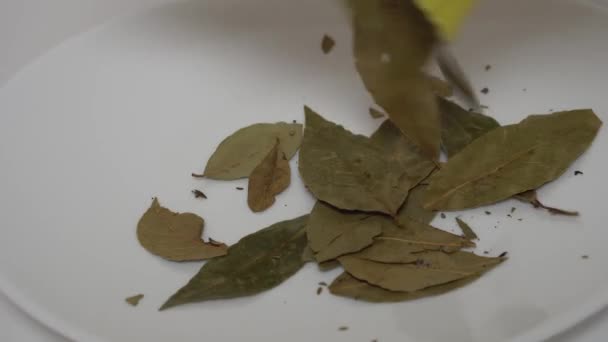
[414, 0, 476, 40]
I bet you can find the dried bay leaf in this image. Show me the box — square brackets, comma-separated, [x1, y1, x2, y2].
[354, 217, 473, 264]
[307, 201, 383, 263]
[299, 107, 412, 215]
[369, 107, 385, 119]
[137, 199, 227, 262]
[428, 75, 453, 98]
[160, 215, 309, 310]
[456, 217, 478, 240]
[425, 110, 602, 210]
[370, 120, 436, 188]
[247, 142, 291, 212]
[349, 0, 441, 160]
[198, 122, 303, 180]
[439, 98, 499, 157]
[339, 251, 503, 292]
[329, 272, 480, 303]
[396, 183, 437, 225]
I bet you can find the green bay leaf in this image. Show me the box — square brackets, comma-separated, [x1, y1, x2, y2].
[349, 0, 441, 160]
[339, 251, 503, 292]
[137, 198, 228, 262]
[306, 201, 382, 263]
[160, 215, 309, 310]
[425, 109, 602, 210]
[298, 107, 413, 215]
[199, 122, 302, 180]
[439, 98, 500, 157]
[329, 272, 480, 303]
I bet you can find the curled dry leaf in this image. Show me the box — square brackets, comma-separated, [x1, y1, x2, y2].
[160, 215, 309, 310]
[299, 107, 413, 215]
[349, 0, 441, 160]
[198, 122, 302, 180]
[339, 251, 503, 292]
[247, 142, 291, 212]
[137, 198, 227, 262]
[306, 201, 383, 263]
[425, 110, 602, 210]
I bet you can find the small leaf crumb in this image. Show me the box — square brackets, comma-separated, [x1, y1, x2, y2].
[582, 255, 589, 259]
[440, 213, 446, 219]
[236, 187, 244, 191]
[499, 251, 508, 258]
[321, 34, 335, 54]
[481, 87, 489, 94]
[575, 170, 584, 176]
[339, 326, 349, 331]
[317, 287, 323, 295]
[511, 207, 516, 213]
[125, 294, 144, 306]
[485, 211, 492, 215]
[192, 189, 207, 199]
[485, 64, 491, 71]
[319, 281, 328, 286]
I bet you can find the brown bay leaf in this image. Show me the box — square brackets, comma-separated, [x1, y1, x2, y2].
[198, 122, 302, 180]
[306, 201, 383, 263]
[339, 251, 503, 292]
[428, 75, 453, 98]
[160, 215, 309, 310]
[329, 272, 480, 303]
[425, 109, 602, 210]
[456, 217, 478, 240]
[298, 107, 412, 215]
[137, 198, 227, 262]
[349, 0, 441, 160]
[354, 217, 473, 264]
[247, 142, 291, 212]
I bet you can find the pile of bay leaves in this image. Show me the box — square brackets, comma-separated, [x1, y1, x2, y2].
[135, 0, 602, 310]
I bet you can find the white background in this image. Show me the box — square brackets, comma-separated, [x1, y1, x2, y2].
[0, 0, 606, 341]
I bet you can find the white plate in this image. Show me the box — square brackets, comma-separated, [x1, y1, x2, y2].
[1, 0, 608, 341]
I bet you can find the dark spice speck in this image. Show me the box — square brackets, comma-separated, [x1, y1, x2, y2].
[192, 189, 207, 199]
[499, 251, 508, 258]
[575, 170, 584, 176]
[440, 213, 446, 219]
[236, 187, 244, 190]
[481, 87, 489, 94]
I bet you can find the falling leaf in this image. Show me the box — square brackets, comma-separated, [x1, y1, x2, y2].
[396, 184, 437, 225]
[125, 294, 144, 306]
[247, 141, 291, 212]
[298, 107, 413, 215]
[438, 98, 499, 157]
[306, 202, 383, 263]
[353, 217, 473, 264]
[321, 34, 335, 54]
[424, 110, 602, 210]
[339, 251, 503, 292]
[369, 108, 385, 119]
[197, 122, 302, 180]
[515, 190, 579, 216]
[329, 272, 480, 302]
[137, 199, 227, 262]
[160, 215, 309, 310]
[456, 217, 478, 240]
[427, 75, 454, 98]
[349, 0, 441, 160]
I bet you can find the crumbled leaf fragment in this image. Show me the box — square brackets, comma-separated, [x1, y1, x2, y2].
[319, 282, 328, 286]
[247, 141, 291, 212]
[321, 34, 335, 54]
[125, 294, 144, 306]
[440, 213, 446, 219]
[160, 215, 309, 310]
[199, 122, 302, 180]
[424, 110, 602, 210]
[481, 87, 489, 94]
[575, 170, 584, 176]
[456, 217, 477, 240]
[485, 64, 491, 71]
[136, 198, 227, 262]
[582, 255, 589, 259]
[498, 251, 508, 258]
[192, 189, 207, 199]
[317, 287, 323, 295]
[339, 326, 349, 331]
[236, 187, 244, 191]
